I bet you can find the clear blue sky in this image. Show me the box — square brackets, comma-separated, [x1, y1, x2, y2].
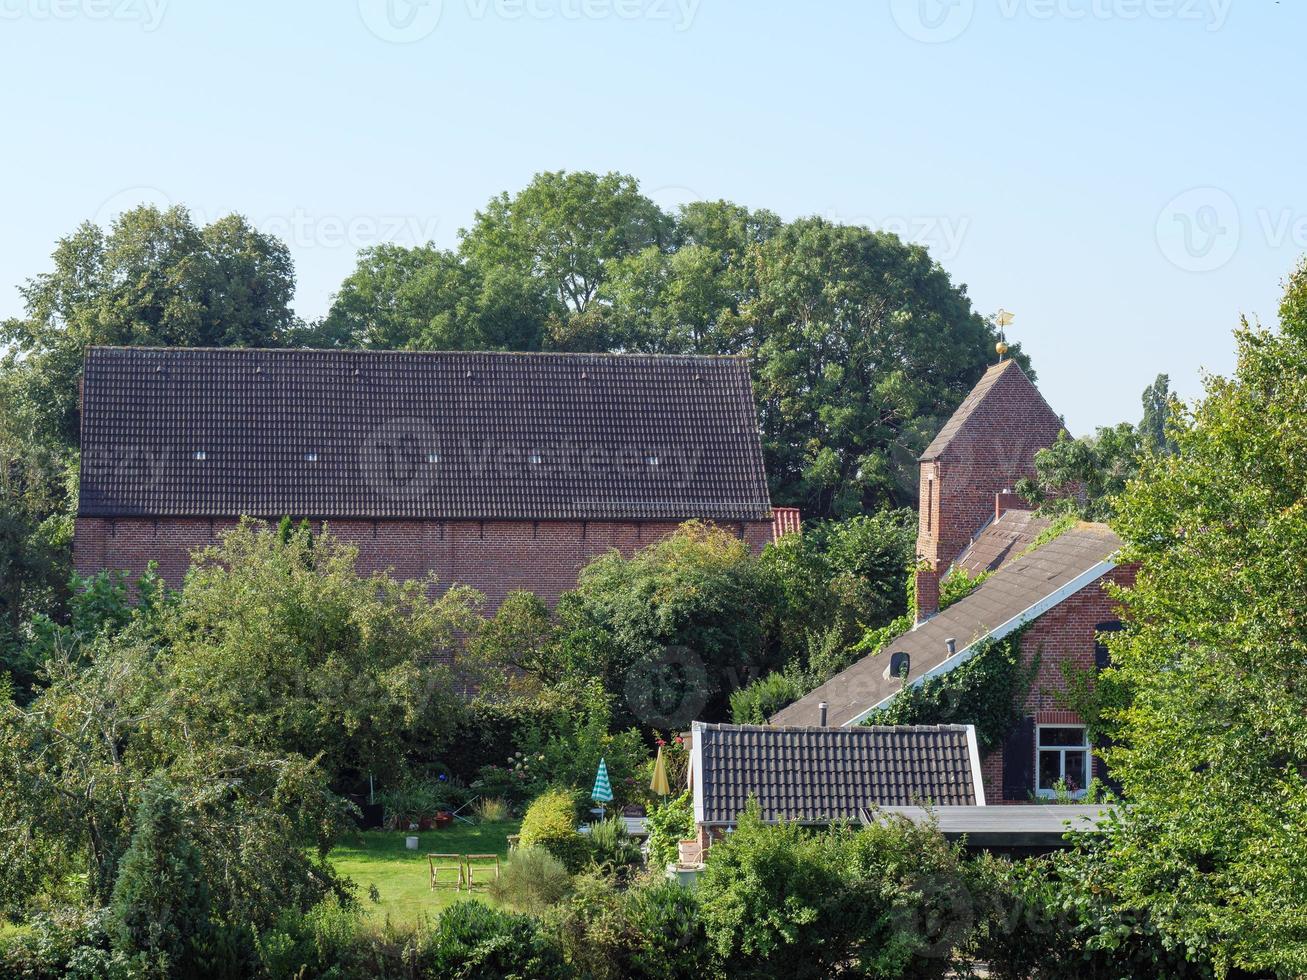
[1, 0, 1301, 434]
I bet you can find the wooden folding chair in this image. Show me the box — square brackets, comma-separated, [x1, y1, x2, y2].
[506, 834, 521, 853]
[427, 853, 466, 891]
[463, 853, 501, 889]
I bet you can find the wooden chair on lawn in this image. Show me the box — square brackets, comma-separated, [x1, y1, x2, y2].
[427, 853, 465, 891]
[463, 854, 501, 889]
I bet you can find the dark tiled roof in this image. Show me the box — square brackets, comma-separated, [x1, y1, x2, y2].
[78, 348, 773, 521]
[771, 523, 1122, 728]
[920, 359, 1062, 461]
[694, 722, 980, 824]
[954, 509, 1054, 576]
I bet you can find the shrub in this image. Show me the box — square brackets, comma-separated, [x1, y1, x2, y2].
[967, 851, 1215, 980]
[697, 806, 971, 980]
[587, 817, 642, 877]
[476, 797, 511, 822]
[729, 671, 804, 725]
[645, 790, 694, 870]
[546, 872, 717, 980]
[546, 870, 631, 980]
[109, 781, 212, 977]
[623, 878, 717, 980]
[520, 789, 590, 873]
[487, 847, 574, 916]
[0, 908, 135, 980]
[420, 899, 567, 979]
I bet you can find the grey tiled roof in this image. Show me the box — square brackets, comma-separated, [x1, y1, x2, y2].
[78, 347, 773, 521]
[771, 522, 1122, 728]
[920, 359, 1062, 461]
[693, 722, 979, 825]
[954, 509, 1054, 576]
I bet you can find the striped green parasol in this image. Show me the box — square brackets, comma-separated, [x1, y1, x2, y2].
[591, 757, 614, 804]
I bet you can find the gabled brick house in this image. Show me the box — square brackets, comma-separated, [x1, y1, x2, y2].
[74, 347, 786, 607]
[773, 359, 1132, 804]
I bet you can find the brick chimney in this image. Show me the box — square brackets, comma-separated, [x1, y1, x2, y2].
[995, 489, 1032, 521]
[915, 568, 940, 625]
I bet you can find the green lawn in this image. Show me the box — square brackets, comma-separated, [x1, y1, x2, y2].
[328, 821, 520, 928]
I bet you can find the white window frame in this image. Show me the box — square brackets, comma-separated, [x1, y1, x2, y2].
[1035, 724, 1091, 799]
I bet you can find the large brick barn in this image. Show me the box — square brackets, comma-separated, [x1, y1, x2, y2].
[773, 359, 1133, 804]
[73, 347, 790, 607]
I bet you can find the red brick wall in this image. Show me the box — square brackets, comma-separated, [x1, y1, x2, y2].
[73, 516, 776, 609]
[916, 378, 1064, 572]
[977, 564, 1135, 804]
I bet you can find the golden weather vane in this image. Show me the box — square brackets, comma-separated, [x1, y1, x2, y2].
[994, 309, 1015, 361]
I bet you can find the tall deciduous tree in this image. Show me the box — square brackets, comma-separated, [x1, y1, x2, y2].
[2, 205, 296, 447]
[459, 170, 673, 347]
[1138, 371, 1178, 454]
[740, 218, 1023, 516]
[315, 243, 550, 352]
[161, 520, 481, 786]
[1098, 261, 1307, 976]
[1015, 423, 1143, 522]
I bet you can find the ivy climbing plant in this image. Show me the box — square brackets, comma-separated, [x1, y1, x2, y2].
[863, 627, 1038, 750]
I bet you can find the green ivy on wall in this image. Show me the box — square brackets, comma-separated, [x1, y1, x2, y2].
[863, 627, 1038, 750]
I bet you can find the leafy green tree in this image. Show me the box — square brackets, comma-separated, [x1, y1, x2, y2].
[1139, 372, 1178, 454]
[556, 523, 785, 727]
[696, 805, 970, 979]
[110, 780, 211, 976]
[601, 200, 782, 354]
[2, 205, 295, 447]
[160, 519, 481, 786]
[1096, 261, 1307, 976]
[0, 636, 348, 922]
[740, 218, 1024, 517]
[762, 511, 916, 664]
[459, 170, 673, 348]
[1015, 424, 1143, 522]
[317, 243, 550, 351]
[0, 370, 77, 675]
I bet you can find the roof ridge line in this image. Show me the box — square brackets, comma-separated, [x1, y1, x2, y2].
[84, 345, 751, 361]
